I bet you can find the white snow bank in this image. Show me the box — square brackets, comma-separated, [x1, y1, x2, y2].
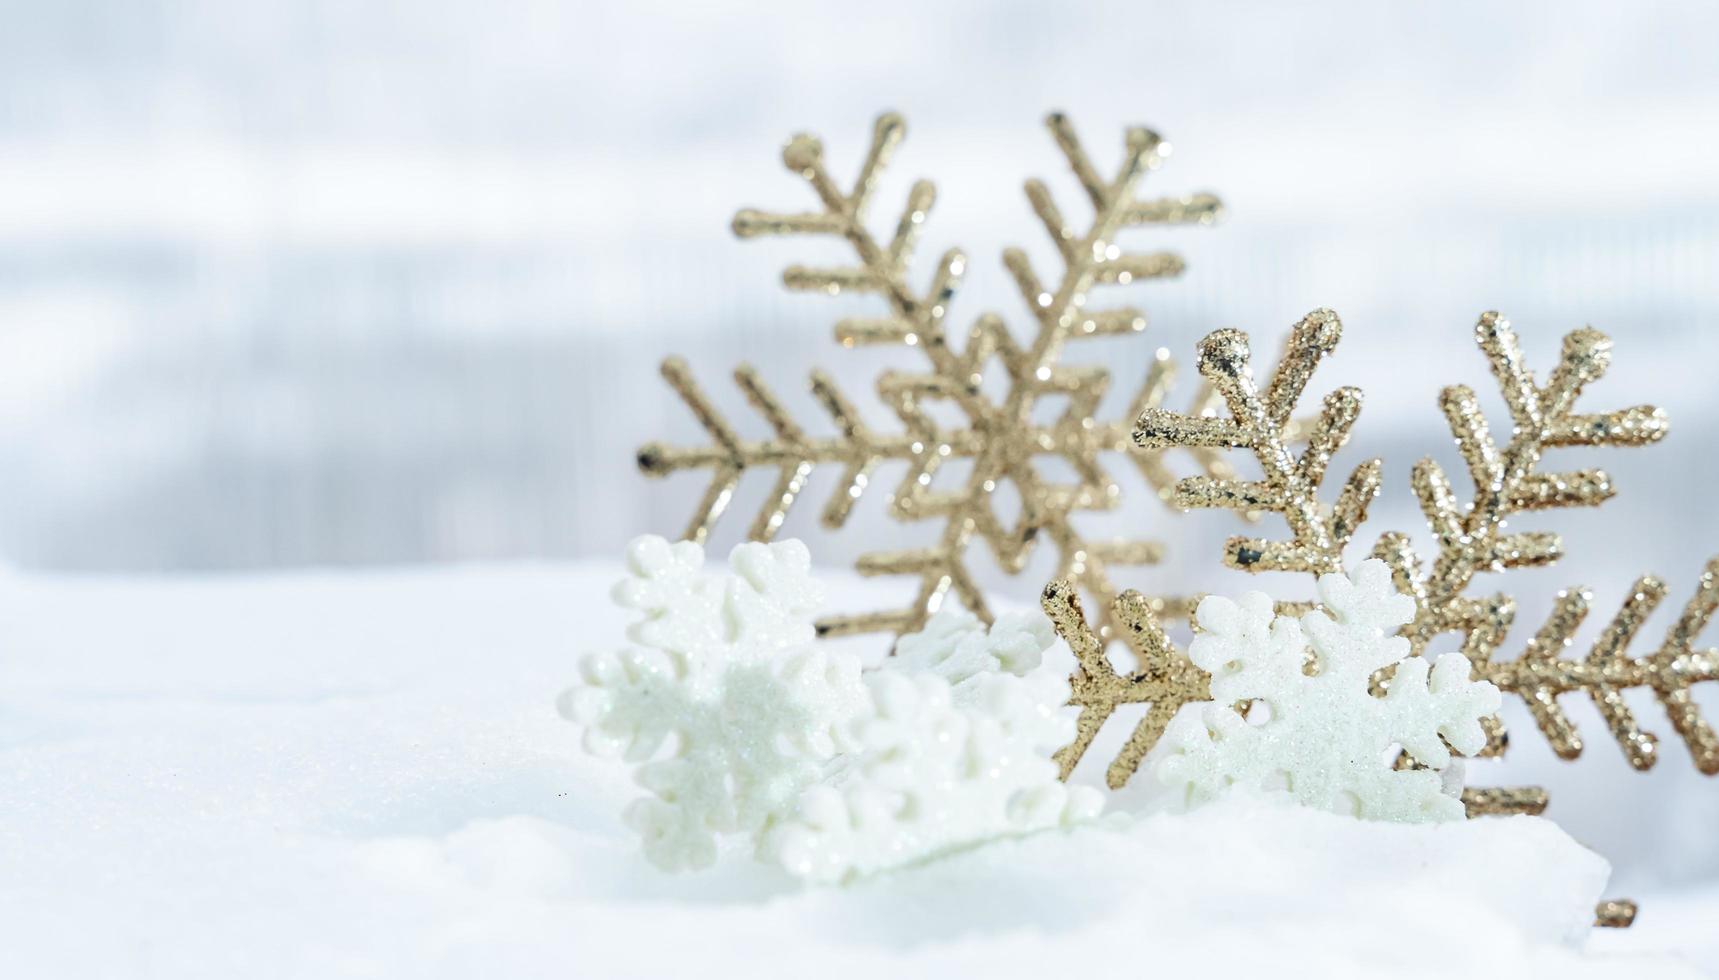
[0, 563, 1705, 978]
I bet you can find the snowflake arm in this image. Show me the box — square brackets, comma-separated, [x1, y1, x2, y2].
[1480, 566, 1719, 773]
[1380, 316, 1668, 655]
[1043, 581, 1212, 789]
[1134, 308, 1382, 577]
[613, 535, 821, 666]
[1186, 590, 1306, 704]
[1381, 653, 1500, 768]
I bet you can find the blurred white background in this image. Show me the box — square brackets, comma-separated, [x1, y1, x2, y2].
[2, 0, 1717, 892]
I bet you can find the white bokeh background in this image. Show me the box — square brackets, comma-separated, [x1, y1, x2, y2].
[2, 0, 1718, 914]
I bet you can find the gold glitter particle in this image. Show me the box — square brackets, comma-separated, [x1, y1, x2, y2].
[640, 112, 1233, 642]
[1594, 900, 1639, 929]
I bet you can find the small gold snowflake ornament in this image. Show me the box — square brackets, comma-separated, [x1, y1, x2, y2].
[1126, 310, 1719, 779]
[1043, 308, 1715, 929]
[638, 111, 1232, 642]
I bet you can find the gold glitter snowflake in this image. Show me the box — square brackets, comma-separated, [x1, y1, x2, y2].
[1048, 308, 1718, 801]
[638, 111, 1238, 641]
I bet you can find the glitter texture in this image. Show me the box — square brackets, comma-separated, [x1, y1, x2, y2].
[638, 112, 1237, 642]
[1042, 578, 1210, 789]
[1120, 309, 1718, 779]
[1046, 308, 1716, 928]
[1136, 308, 1381, 578]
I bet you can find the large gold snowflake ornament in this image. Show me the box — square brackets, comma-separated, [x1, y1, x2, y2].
[639, 112, 1232, 640]
[1048, 309, 1719, 804]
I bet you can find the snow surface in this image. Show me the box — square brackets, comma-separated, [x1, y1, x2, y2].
[0, 562, 1711, 978]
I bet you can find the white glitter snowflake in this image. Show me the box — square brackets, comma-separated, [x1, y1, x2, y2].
[1156, 559, 1502, 822]
[766, 665, 1102, 884]
[558, 536, 868, 871]
[561, 535, 1101, 878]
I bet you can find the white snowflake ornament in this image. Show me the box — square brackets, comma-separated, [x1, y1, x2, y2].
[562, 535, 1101, 879]
[1156, 559, 1502, 823]
[559, 536, 868, 870]
[766, 667, 1102, 884]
